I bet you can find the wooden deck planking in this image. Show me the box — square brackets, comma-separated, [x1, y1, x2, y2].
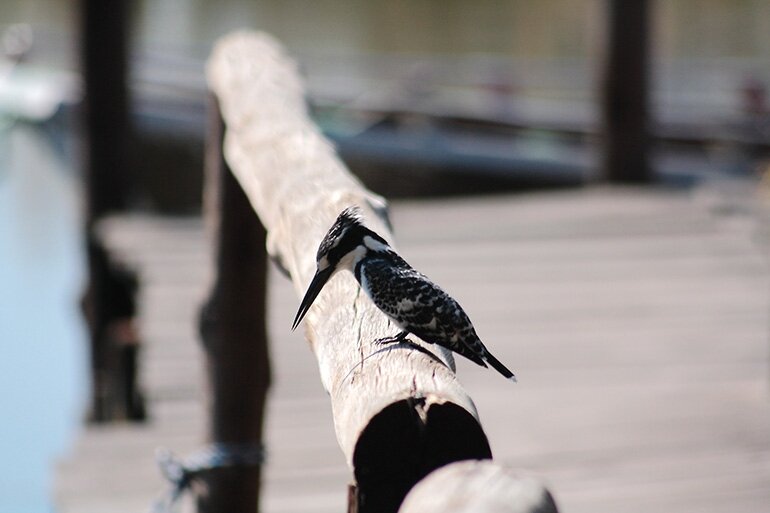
[56, 184, 769, 513]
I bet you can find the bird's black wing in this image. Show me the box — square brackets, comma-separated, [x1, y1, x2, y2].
[360, 255, 487, 368]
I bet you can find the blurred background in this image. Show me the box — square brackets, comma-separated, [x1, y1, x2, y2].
[0, 1, 768, 512]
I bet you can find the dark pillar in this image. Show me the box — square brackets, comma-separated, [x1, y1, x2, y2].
[81, 0, 130, 218]
[80, 0, 144, 422]
[197, 94, 271, 513]
[601, 0, 652, 183]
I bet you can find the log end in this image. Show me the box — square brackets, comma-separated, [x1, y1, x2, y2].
[398, 460, 559, 513]
[352, 399, 491, 513]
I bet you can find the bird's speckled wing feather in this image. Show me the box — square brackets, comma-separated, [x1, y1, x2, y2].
[359, 254, 488, 367]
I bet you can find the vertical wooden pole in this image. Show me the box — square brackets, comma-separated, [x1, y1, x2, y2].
[80, 0, 134, 422]
[601, 0, 652, 183]
[81, 0, 130, 218]
[197, 94, 271, 513]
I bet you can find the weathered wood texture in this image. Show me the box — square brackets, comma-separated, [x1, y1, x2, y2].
[399, 461, 557, 513]
[56, 183, 769, 513]
[195, 94, 270, 512]
[206, 31, 490, 512]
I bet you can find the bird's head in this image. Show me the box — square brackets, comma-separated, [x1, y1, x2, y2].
[292, 206, 390, 330]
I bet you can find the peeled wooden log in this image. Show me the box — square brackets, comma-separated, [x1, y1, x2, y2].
[206, 31, 491, 512]
[399, 461, 558, 513]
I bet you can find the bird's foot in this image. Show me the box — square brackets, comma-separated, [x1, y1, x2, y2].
[373, 331, 410, 346]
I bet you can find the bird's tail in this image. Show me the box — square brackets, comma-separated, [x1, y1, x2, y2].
[483, 352, 517, 383]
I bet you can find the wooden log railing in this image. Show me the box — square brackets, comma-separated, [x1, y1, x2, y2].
[202, 30, 557, 513]
[399, 460, 558, 513]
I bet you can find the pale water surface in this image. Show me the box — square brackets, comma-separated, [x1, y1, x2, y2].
[0, 123, 88, 513]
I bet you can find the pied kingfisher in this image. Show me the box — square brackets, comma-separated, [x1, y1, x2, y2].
[292, 206, 516, 382]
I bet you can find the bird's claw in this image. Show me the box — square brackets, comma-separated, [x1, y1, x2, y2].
[373, 332, 410, 346]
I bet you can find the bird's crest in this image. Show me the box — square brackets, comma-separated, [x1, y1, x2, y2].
[316, 206, 365, 261]
[337, 206, 364, 225]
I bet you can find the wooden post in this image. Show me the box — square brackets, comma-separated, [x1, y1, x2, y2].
[81, 0, 130, 218]
[398, 461, 558, 513]
[196, 93, 271, 513]
[601, 0, 652, 183]
[80, 0, 146, 422]
[206, 32, 492, 513]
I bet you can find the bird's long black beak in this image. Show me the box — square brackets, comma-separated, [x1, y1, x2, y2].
[292, 266, 334, 330]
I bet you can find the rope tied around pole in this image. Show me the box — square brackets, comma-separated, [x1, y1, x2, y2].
[151, 442, 265, 513]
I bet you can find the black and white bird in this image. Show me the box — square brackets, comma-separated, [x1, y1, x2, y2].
[292, 206, 516, 382]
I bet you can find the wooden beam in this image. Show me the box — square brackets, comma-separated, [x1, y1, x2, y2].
[398, 460, 558, 513]
[206, 31, 491, 512]
[601, 0, 652, 183]
[196, 93, 270, 513]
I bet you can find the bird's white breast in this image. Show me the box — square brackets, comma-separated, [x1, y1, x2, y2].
[363, 236, 389, 252]
[338, 244, 367, 273]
